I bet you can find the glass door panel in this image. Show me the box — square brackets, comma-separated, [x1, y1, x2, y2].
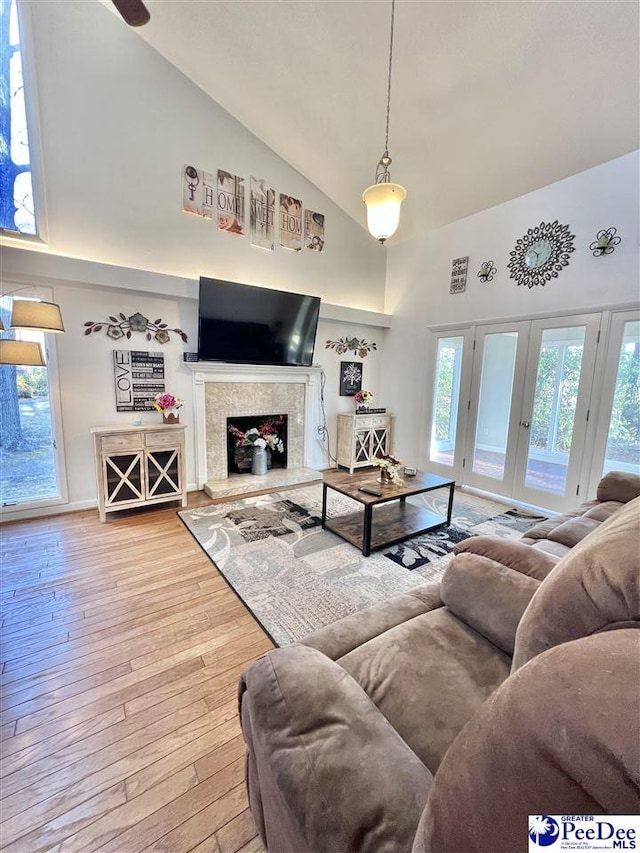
[472, 332, 518, 480]
[524, 326, 586, 494]
[429, 336, 463, 467]
[602, 320, 640, 477]
[513, 314, 600, 511]
[0, 296, 64, 509]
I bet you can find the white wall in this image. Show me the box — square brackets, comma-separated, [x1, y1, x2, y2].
[0, 250, 389, 514]
[11, 0, 386, 312]
[383, 152, 640, 465]
[0, 0, 392, 517]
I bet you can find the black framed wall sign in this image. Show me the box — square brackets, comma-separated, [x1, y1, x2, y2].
[339, 361, 363, 396]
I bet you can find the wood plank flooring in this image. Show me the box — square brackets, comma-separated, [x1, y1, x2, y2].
[0, 493, 271, 852]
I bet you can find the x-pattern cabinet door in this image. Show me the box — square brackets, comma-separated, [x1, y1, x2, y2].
[146, 448, 182, 498]
[104, 452, 144, 508]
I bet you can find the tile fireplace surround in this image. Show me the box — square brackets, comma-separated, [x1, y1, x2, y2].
[187, 362, 324, 492]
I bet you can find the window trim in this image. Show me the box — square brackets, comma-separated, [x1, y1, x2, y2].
[0, 0, 48, 245]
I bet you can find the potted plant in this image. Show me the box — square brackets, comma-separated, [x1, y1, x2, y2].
[153, 393, 183, 424]
[372, 453, 404, 485]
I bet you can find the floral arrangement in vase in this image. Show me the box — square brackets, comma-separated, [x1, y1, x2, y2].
[228, 416, 285, 453]
[154, 392, 183, 423]
[372, 453, 404, 485]
[354, 389, 373, 410]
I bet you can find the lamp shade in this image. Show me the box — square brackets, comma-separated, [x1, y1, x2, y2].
[0, 339, 46, 366]
[10, 300, 65, 333]
[362, 182, 407, 243]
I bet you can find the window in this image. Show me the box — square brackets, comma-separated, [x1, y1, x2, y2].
[0, 294, 67, 510]
[0, 0, 37, 235]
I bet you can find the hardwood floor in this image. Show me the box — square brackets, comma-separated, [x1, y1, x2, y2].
[0, 493, 271, 852]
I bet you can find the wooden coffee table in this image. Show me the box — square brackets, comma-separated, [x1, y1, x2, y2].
[321, 469, 455, 557]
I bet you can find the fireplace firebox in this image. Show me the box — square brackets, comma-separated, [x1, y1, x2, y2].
[226, 414, 288, 474]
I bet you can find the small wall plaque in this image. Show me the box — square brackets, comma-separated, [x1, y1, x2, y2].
[450, 256, 469, 294]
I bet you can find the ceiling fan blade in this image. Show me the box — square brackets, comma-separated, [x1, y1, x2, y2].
[111, 0, 150, 27]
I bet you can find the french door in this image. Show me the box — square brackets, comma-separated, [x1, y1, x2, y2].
[428, 313, 602, 511]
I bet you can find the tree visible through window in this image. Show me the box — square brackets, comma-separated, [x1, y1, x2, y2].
[0, 0, 37, 234]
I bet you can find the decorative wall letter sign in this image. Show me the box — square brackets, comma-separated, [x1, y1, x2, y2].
[450, 256, 469, 294]
[114, 350, 165, 412]
[182, 164, 215, 219]
[280, 194, 303, 251]
[250, 177, 275, 251]
[217, 170, 245, 235]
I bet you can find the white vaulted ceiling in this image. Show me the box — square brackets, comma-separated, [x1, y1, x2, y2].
[105, 0, 639, 244]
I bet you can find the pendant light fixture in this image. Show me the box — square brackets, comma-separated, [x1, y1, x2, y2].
[362, 0, 406, 244]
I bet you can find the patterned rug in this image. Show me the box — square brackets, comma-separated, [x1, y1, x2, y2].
[178, 484, 545, 647]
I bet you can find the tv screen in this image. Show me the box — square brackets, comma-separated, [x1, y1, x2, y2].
[197, 278, 321, 367]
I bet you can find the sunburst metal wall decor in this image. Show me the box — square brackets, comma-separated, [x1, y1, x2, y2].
[508, 220, 575, 288]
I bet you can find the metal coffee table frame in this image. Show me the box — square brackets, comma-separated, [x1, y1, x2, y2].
[321, 469, 455, 557]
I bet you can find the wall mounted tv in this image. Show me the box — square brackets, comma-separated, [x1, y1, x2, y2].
[197, 277, 321, 367]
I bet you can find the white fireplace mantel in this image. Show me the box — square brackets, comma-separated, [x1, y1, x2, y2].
[186, 361, 324, 488]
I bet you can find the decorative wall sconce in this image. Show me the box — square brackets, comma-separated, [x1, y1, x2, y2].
[589, 227, 621, 257]
[477, 260, 497, 283]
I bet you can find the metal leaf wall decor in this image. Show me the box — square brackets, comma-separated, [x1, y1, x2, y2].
[325, 336, 377, 358]
[84, 312, 188, 344]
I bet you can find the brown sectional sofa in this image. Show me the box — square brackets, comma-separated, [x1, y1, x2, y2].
[238, 472, 640, 852]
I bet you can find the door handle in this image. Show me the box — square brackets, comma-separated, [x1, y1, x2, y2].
[520, 421, 530, 428]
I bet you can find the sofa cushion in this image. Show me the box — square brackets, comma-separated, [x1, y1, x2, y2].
[596, 469, 640, 503]
[526, 539, 570, 561]
[583, 500, 625, 522]
[513, 496, 640, 670]
[546, 515, 601, 548]
[453, 535, 558, 581]
[338, 607, 511, 773]
[441, 554, 540, 655]
[238, 645, 433, 853]
[522, 500, 597, 542]
[413, 630, 640, 853]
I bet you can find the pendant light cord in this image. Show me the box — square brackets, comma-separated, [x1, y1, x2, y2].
[384, 0, 396, 156]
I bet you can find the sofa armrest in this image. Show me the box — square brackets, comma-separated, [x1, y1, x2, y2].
[596, 470, 640, 504]
[453, 536, 558, 581]
[239, 645, 433, 853]
[441, 553, 540, 655]
[298, 583, 443, 660]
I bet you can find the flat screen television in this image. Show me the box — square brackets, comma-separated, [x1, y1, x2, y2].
[197, 277, 321, 367]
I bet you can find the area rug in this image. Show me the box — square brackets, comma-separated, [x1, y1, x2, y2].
[178, 484, 545, 647]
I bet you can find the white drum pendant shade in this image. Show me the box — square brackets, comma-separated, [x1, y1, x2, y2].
[10, 300, 65, 333]
[0, 339, 46, 366]
[362, 182, 406, 243]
